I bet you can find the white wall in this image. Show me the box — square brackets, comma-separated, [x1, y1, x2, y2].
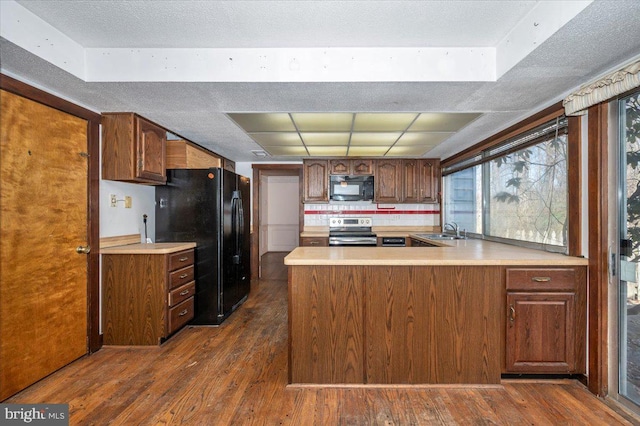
[99, 180, 156, 241]
[265, 175, 300, 252]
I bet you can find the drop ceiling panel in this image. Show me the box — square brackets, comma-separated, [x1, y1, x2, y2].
[348, 146, 391, 157]
[247, 132, 302, 146]
[395, 132, 453, 146]
[350, 133, 402, 145]
[228, 113, 295, 132]
[291, 113, 353, 131]
[352, 113, 418, 131]
[300, 132, 351, 145]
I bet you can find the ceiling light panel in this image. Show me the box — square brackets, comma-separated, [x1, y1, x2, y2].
[290, 113, 353, 131]
[307, 146, 348, 156]
[350, 132, 401, 145]
[353, 113, 418, 131]
[347, 146, 390, 157]
[248, 132, 302, 146]
[386, 145, 432, 156]
[408, 113, 481, 132]
[300, 132, 350, 146]
[395, 132, 452, 146]
[228, 113, 295, 132]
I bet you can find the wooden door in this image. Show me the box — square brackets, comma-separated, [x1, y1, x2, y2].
[0, 90, 88, 400]
[402, 159, 420, 203]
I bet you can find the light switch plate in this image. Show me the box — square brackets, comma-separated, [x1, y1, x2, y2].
[124, 196, 132, 208]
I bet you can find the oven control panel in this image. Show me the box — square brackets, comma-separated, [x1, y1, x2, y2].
[329, 217, 372, 228]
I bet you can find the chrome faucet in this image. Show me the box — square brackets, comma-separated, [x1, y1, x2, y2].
[444, 222, 460, 238]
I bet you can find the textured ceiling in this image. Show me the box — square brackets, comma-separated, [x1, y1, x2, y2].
[1, 1, 640, 162]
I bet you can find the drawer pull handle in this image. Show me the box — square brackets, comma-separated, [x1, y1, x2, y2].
[509, 304, 516, 325]
[310, 241, 319, 245]
[179, 257, 188, 262]
[179, 273, 188, 279]
[179, 290, 190, 296]
[532, 276, 551, 282]
[178, 309, 188, 317]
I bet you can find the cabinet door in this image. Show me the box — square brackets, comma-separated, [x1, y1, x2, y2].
[374, 159, 402, 203]
[136, 116, 166, 183]
[403, 159, 439, 203]
[402, 159, 420, 203]
[329, 159, 351, 175]
[419, 159, 439, 202]
[303, 160, 329, 202]
[351, 159, 373, 175]
[506, 292, 576, 373]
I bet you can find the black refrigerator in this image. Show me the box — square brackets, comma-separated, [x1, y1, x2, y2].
[155, 168, 250, 325]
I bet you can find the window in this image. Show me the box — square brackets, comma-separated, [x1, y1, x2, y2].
[443, 117, 568, 252]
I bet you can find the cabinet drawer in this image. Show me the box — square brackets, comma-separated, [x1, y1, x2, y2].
[300, 237, 328, 247]
[506, 268, 576, 291]
[168, 297, 194, 334]
[169, 281, 195, 307]
[169, 249, 194, 271]
[170, 265, 194, 289]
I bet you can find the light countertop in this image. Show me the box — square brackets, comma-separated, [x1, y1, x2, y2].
[284, 238, 588, 266]
[101, 242, 196, 255]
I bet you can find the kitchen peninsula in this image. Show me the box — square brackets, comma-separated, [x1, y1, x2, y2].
[284, 238, 588, 385]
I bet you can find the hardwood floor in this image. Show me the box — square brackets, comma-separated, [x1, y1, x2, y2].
[5, 251, 638, 425]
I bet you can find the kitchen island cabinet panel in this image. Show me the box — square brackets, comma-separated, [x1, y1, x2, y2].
[365, 266, 503, 384]
[288, 266, 364, 384]
[288, 263, 503, 384]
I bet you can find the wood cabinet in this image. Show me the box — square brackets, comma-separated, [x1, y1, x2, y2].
[300, 237, 329, 247]
[403, 159, 440, 203]
[374, 159, 403, 203]
[166, 139, 222, 169]
[102, 113, 167, 184]
[289, 264, 503, 384]
[103, 248, 195, 345]
[505, 267, 586, 374]
[329, 159, 373, 175]
[303, 159, 329, 203]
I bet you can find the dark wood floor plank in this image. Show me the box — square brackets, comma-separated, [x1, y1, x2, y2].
[4, 251, 639, 425]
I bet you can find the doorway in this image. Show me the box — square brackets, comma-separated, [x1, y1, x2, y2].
[617, 90, 640, 409]
[251, 164, 303, 279]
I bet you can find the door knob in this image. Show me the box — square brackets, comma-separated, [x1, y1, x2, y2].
[76, 245, 91, 254]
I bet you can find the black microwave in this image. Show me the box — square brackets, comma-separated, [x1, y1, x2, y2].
[329, 175, 374, 201]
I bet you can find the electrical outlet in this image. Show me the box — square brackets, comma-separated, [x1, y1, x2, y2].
[110, 194, 117, 207]
[124, 196, 132, 208]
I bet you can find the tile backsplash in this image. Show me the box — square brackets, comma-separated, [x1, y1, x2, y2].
[304, 202, 440, 227]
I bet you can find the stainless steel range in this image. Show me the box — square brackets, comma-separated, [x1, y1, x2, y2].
[328, 217, 377, 246]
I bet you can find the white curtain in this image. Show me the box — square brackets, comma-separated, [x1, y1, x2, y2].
[563, 58, 640, 116]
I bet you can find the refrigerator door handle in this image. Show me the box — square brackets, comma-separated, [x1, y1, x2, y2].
[231, 191, 241, 265]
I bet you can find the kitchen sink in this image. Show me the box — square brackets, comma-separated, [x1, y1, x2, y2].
[414, 233, 466, 240]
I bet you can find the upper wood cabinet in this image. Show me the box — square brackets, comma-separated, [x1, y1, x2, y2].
[374, 159, 402, 203]
[166, 140, 222, 169]
[329, 159, 373, 175]
[303, 159, 329, 203]
[102, 113, 167, 184]
[403, 159, 440, 203]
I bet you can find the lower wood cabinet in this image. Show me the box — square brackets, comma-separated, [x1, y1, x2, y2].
[288, 265, 503, 384]
[505, 267, 586, 374]
[300, 237, 329, 247]
[103, 248, 195, 345]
